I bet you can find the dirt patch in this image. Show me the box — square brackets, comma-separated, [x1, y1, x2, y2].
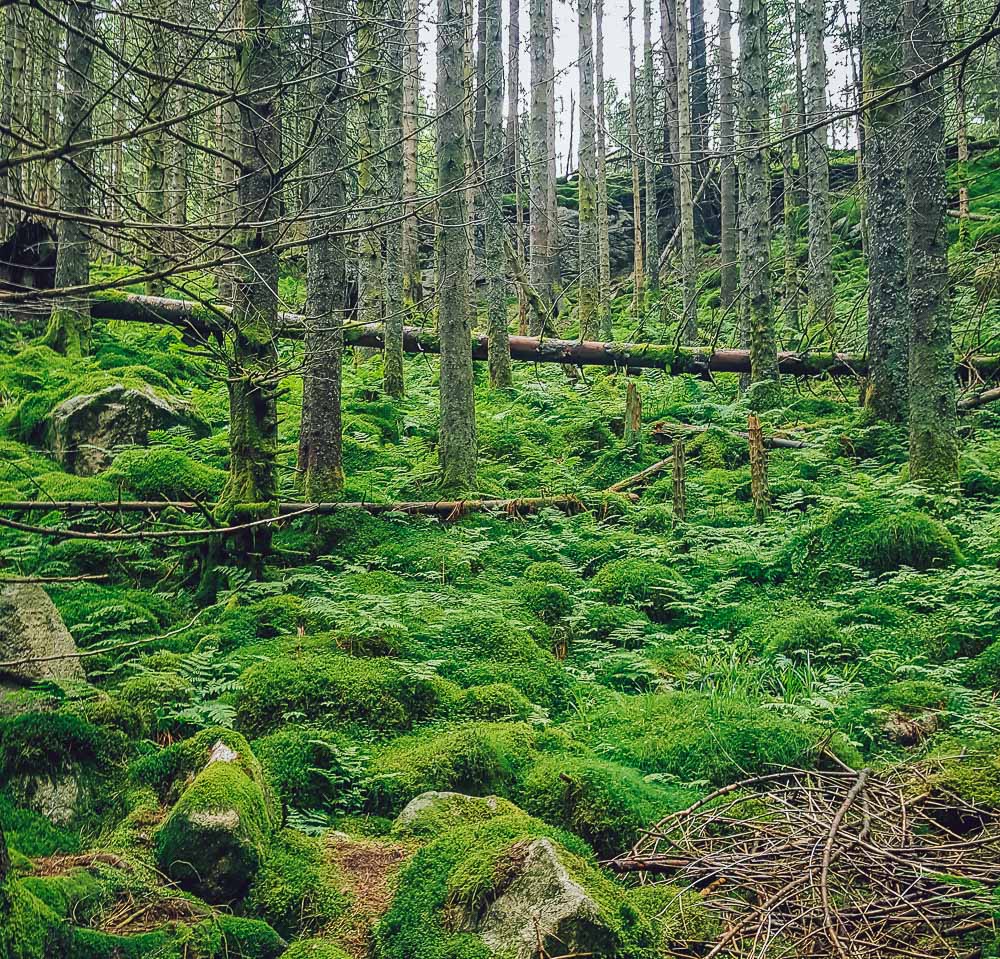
[325, 834, 413, 958]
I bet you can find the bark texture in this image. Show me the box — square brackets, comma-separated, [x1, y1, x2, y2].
[717, 0, 737, 310]
[577, 0, 599, 340]
[675, 0, 698, 343]
[384, 0, 406, 398]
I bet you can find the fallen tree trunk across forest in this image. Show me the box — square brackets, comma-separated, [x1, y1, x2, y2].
[88, 292, 1000, 380]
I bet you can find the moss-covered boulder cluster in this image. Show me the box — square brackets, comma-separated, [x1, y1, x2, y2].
[3, 204, 1000, 956]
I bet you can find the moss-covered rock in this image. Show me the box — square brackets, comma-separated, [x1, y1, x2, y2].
[456, 684, 533, 722]
[103, 447, 225, 500]
[281, 940, 352, 959]
[392, 791, 521, 839]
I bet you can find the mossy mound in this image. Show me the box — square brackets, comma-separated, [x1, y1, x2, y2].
[392, 791, 522, 838]
[368, 723, 539, 815]
[572, 692, 860, 786]
[235, 652, 443, 736]
[592, 559, 692, 622]
[456, 684, 534, 722]
[103, 447, 226, 500]
[757, 608, 859, 661]
[281, 941, 352, 959]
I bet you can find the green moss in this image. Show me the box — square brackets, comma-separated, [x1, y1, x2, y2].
[103, 447, 226, 500]
[0, 796, 80, 858]
[154, 760, 277, 901]
[853, 511, 961, 574]
[245, 829, 347, 938]
[280, 941, 352, 959]
[572, 692, 860, 786]
[117, 673, 193, 734]
[235, 652, 442, 736]
[522, 560, 581, 586]
[456, 684, 533, 721]
[391, 792, 521, 839]
[593, 559, 691, 622]
[514, 581, 574, 624]
[18, 869, 107, 922]
[0, 881, 70, 959]
[968, 641, 1000, 689]
[368, 723, 539, 815]
[760, 609, 859, 661]
[0, 711, 123, 779]
[579, 603, 651, 645]
[627, 884, 722, 951]
[518, 754, 700, 857]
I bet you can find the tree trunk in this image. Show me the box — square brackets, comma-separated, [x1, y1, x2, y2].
[689, 0, 709, 191]
[505, 0, 520, 178]
[861, 0, 908, 422]
[299, 0, 349, 499]
[659, 0, 679, 229]
[738, 0, 780, 403]
[905, 0, 958, 488]
[953, 0, 970, 246]
[595, 0, 612, 339]
[781, 103, 800, 335]
[803, 0, 835, 329]
[144, 19, 168, 296]
[219, 0, 283, 569]
[43, 0, 95, 357]
[792, 6, 809, 203]
[438, 0, 478, 490]
[641, 0, 660, 304]
[384, 0, 406, 398]
[528, 0, 555, 330]
[402, 0, 423, 313]
[358, 0, 384, 330]
[676, 0, 698, 343]
[474, 0, 488, 165]
[0, 4, 24, 239]
[717, 0, 737, 310]
[577, 0, 599, 340]
[485, 0, 512, 386]
[628, 0, 644, 318]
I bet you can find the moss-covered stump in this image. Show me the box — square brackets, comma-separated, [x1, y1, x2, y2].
[153, 736, 279, 902]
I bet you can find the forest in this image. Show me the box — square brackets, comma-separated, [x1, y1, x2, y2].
[1, 0, 1000, 952]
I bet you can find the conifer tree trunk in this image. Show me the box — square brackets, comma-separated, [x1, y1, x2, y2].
[953, 0, 970, 246]
[358, 0, 384, 330]
[689, 0, 709, 189]
[792, 7, 809, 202]
[641, 0, 660, 304]
[474, 0, 488, 165]
[528, 0, 555, 330]
[717, 0, 737, 310]
[437, 0, 477, 489]
[628, 0, 644, 318]
[384, 0, 406, 398]
[0, 4, 25, 239]
[738, 0, 780, 402]
[659, 0, 679, 228]
[905, 0, 958, 487]
[781, 103, 800, 335]
[44, 0, 95, 357]
[862, 0, 908, 422]
[485, 0, 512, 386]
[803, 0, 834, 328]
[221, 0, 283, 569]
[143, 18, 167, 296]
[402, 0, 423, 313]
[676, 0, 698, 343]
[577, 0, 599, 340]
[505, 0, 520, 177]
[299, 0, 349, 498]
[595, 0, 612, 338]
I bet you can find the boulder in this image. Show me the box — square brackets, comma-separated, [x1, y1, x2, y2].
[154, 737, 279, 903]
[393, 791, 519, 838]
[0, 584, 85, 693]
[7, 772, 82, 827]
[46, 384, 207, 475]
[457, 837, 618, 959]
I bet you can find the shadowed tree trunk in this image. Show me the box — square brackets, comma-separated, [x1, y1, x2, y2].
[739, 0, 780, 404]
[485, 0, 512, 386]
[659, 0, 679, 229]
[628, 0, 644, 318]
[577, 0, 599, 340]
[718, 0, 737, 310]
[781, 103, 800, 335]
[358, 0, 384, 331]
[595, 0, 612, 338]
[505, 0, 519, 177]
[299, 0, 349, 498]
[641, 0, 660, 306]
[384, 0, 406, 398]
[905, 0, 958, 487]
[862, 0, 909, 422]
[676, 0, 698, 343]
[402, 0, 423, 315]
[438, 0, 477, 489]
[44, 0, 95, 357]
[689, 0, 709, 195]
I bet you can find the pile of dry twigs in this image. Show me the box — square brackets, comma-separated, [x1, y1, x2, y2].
[609, 761, 1000, 958]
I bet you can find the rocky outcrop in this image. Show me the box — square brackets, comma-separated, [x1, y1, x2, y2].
[0, 584, 85, 692]
[46, 384, 208, 475]
[154, 735, 279, 903]
[457, 837, 619, 959]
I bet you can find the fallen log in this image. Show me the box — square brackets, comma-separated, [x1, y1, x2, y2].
[605, 456, 675, 493]
[958, 384, 1000, 410]
[652, 422, 811, 450]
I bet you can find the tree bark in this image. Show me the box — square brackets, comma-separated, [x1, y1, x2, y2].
[383, 0, 406, 398]
[628, 0, 644, 318]
[861, 0, 909, 422]
[357, 0, 384, 330]
[717, 0, 737, 311]
[485, 0, 512, 386]
[401, 0, 423, 313]
[505, 0, 520, 178]
[43, 0, 95, 357]
[437, 0, 478, 490]
[676, 0, 698, 343]
[738, 0, 780, 403]
[577, 0, 599, 340]
[803, 0, 835, 329]
[641, 0, 660, 304]
[299, 0, 349, 499]
[595, 0, 613, 339]
[659, 0, 679, 228]
[905, 0, 958, 488]
[781, 103, 800, 335]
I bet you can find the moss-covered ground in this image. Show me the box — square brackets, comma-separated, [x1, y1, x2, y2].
[2, 152, 1000, 958]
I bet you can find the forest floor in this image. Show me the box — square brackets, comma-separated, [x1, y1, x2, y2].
[1, 153, 1000, 959]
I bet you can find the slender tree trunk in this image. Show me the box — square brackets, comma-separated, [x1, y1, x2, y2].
[219, 0, 283, 573]
[474, 0, 488, 165]
[659, 0, 679, 229]
[718, 0, 737, 310]
[739, 0, 780, 403]
[438, 0, 477, 490]
[676, 0, 698, 343]
[505, 0, 520, 177]
[781, 103, 800, 335]
[358, 0, 384, 330]
[528, 0, 554, 330]
[862, 0, 908, 422]
[401, 0, 422, 314]
[628, 0, 644, 318]
[384, 0, 406, 397]
[689, 0, 709, 196]
[953, 0, 970, 247]
[299, 0, 349, 499]
[44, 0, 95, 357]
[577, 0, 599, 340]
[595, 0, 612, 339]
[803, 0, 835, 329]
[144, 19, 168, 296]
[905, 0, 958, 487]
[0, 4, 24, 239]
[544, 0, 558, 300]
[792, 5, 809, 203]
[485, 0, 512, 386]
[641, 0, 660, 303]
